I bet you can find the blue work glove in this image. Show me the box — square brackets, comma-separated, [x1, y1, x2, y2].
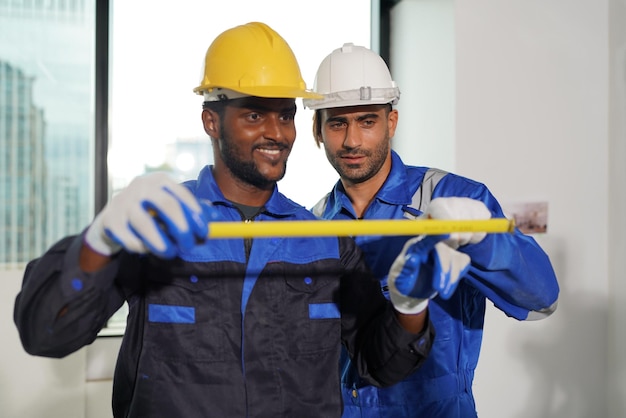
[387, 235, 471, 314]
[84, 172, 217, 259]
[425, 197, 492, 249]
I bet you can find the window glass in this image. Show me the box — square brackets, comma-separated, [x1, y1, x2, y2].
[0, 0, 95, 270]
[109, 0, 371, 207]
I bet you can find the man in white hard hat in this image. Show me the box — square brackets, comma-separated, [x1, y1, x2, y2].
[304, 43, 560, 418]
[15, 26, 447, 417]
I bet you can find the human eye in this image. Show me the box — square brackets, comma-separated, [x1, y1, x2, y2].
[245, 112, 261, 122]
[327, 120, 346, 130]
[360, 118, 376, 128]
[279, 111, 296, 122]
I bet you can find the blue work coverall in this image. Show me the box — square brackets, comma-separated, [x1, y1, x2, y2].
[14, 165, 434, 418]
[313, 151, 559, 418]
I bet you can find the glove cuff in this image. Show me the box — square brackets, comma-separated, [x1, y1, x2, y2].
[389, 290, 429, 315]
[83, 213, 122, 257]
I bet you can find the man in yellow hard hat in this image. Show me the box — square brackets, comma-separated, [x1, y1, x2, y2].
[14, 23, 448, 417]
[304, 43, 560, 418]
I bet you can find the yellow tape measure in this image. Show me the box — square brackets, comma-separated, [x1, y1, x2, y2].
[207, 218, 515, 239]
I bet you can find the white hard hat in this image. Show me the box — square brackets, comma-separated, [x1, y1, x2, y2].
[303, 43, 400, 110]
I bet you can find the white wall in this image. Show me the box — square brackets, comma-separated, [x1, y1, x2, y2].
[608, 0, 626, 416]
[607, 0, 626, 417]
[391, 0, 624, 417]
[1, 271, 86, 418]
[391, 0, 456, 172]
[2, 269, 123, 418]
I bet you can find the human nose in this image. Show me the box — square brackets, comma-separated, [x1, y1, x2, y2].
[264, 114, 286, 141]
[343, 122, 362, 149]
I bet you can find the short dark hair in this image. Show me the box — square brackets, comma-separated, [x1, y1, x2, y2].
[202, 100, 227, 117]
[312, 110, 323, 148]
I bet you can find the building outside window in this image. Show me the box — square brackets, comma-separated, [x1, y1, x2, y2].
[0, 0, 95, 270]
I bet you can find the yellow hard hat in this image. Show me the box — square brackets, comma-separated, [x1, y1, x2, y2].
[194, 22, 321, 100]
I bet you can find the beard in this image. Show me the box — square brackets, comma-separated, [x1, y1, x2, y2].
[218, 126, 287, 190]
[325, 131, 390, 185]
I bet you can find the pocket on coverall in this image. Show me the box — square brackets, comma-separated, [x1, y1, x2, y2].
[144, 275, 225, 363]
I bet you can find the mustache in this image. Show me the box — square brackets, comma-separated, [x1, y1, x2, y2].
[254, 141, 290, 151]
[337, 149, 369, 158]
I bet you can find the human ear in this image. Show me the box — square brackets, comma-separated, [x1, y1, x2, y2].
[202, 109, 219, 138]
[388, 109, 399, 138]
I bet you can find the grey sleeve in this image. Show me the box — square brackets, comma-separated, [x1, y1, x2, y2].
[14, 233, 125, 358]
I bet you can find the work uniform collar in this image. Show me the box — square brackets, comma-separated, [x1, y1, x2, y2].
[326, 150, 414, 217]
[190, 165, 301, 218]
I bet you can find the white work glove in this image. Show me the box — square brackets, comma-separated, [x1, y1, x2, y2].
[424, 197, 492, 249]
[84, 172, 215, 259]
[387, 235, 471, 314]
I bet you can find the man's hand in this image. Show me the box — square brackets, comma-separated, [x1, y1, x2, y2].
[387, 235, 471, 315]
[425, 197, 491, 249]
[84, 172, 216, 259]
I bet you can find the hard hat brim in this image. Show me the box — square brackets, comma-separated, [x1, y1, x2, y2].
[303, 87, 400, 110]
[194, 85, 322, 100]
